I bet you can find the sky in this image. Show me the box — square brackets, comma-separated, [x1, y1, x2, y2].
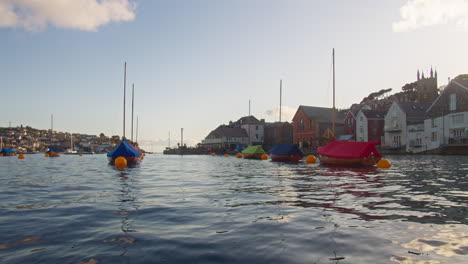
[1, 0, 468, 152]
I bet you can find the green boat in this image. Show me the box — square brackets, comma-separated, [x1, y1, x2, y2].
[241, 145, 265, 159]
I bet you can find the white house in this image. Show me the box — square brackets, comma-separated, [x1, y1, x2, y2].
[424, 77, 468, 151]
[384, 101, 431, 152]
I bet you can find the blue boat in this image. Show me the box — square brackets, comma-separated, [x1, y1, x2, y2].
[45, 147, 61, 157]
[0, 148, 16, 156]
[107, 138, 142, 165]
[269, 144, 303, 163]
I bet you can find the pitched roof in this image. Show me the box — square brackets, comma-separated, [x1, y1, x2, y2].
[397, 102, 431, 123]
[236, 115, 263, 125]
[296, 105, 345, 123]
[206, 125, 247, 139]
[360, 109, 386, 119]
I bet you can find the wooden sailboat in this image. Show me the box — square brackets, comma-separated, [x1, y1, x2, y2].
[317, 49, 382, 167]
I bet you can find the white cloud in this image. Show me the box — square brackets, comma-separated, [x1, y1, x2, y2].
[0, 0, 136, 32]
[393, 0, 468, 32]
[264, 105, 297, 122]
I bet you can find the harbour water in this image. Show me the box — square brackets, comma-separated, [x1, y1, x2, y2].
[0, 154, 467, 263]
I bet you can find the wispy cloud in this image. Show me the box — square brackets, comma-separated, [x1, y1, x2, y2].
[393, 0, 468, 32]
[0, 0, 136, 32]
[264, 106, 297, 122]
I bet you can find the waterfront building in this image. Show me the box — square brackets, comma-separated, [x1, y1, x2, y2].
[231, 116, 265, 145]
[355, 109, 386, 143]
[383, 101, 431, 152]
[200, 125, 248, 150]
[292, 105, 345, 147]
[424, 75, 468, 153]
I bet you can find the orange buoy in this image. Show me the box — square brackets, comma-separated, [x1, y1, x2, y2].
[223, 154, 229, 157]
[44, 153, 50, 157]
[79, 153, 83, 156]
[115, 156, 127, 170]
[377, 159, 392, 168]
[261, 154, 268, 160]
[306, 155, 316, 164]
[18, 154, 25, 159]
[236, 153, 242, 158]
[211, 153, 216, 156]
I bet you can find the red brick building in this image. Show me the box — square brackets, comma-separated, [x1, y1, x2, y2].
[292, 105, 345, 147]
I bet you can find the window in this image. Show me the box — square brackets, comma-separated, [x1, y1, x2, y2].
[299, 120, 304, 131]
[452, 114, 464, 125]
[416, 133, 422, 145]
[449, 93, 456, 111]
[453, 129, 464, 138]
[431, 118, 437, 128]
[256, 125, 259, 130]
[431, 132, 438, 141]
[392, 136, 401, 147]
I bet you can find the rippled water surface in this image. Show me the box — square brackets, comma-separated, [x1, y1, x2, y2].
[1, 154, 467, 263]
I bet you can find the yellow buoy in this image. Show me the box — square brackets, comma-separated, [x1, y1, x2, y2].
[18, 154, 25, 159]
[223, 154, 229, 157]
[377, 159, 392, 169]
[236, 153, 242, 158]
[306, 155, 316, 164]
[211, 153, 216, 156]
[115, 156, 127, 170]
[261, 154, 268, 160]
[44, 153, 50, 157]
[79, 153, 83, 156]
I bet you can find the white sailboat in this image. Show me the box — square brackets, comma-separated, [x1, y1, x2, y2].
[64, 133, 78, 155]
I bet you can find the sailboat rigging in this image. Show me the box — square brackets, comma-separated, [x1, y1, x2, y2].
[317, 49, 382, 167]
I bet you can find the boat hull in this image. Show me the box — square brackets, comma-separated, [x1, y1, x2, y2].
[243, 154, 263, 159]
[108, 156, 142, 165]
[47, 151, 61, 157]
[270, 154, 303, 163]
[318, 154, 380, 167]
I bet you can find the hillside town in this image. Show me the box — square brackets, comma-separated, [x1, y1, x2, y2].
[0, 126, 138, 154]
[196, 70, 468, 155]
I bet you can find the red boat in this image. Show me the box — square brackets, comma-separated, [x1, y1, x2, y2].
[317, 141, 381, 167]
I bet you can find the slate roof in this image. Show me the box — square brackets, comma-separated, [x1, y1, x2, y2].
[398, 102, 431, 124]
[206, 125, 248, 139]
[236, 115, 263, 125]
[297, 105, 345, 124]
[360, 109, 386, 119]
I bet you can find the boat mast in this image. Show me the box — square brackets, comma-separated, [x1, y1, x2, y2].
[123, 62, 127, 139]
[131, 83, 134, 142]
[136, 116, 139, 144]
[332, 48, 336, 137]
[279, 79, 282, 123]
[248, 100, 251, 145]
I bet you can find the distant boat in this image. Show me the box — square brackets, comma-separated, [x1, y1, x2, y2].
[0, 148, 16, 156]
[269, 144, 303, 163]
[241, 145, 265, 159]
[64, 134, 78, 155]
[107, 138, 142, 165]
[45, 147, 61, 157]
[317, 49, 382, 167]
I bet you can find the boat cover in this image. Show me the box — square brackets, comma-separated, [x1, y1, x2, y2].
[241, 145, 265, 155]
[269, 144, 303, 156]
[317, 140, 382, 159]
[107, 139, 142, 158]
[46, 148, 60, 153]
[1, 148, 15, 154]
